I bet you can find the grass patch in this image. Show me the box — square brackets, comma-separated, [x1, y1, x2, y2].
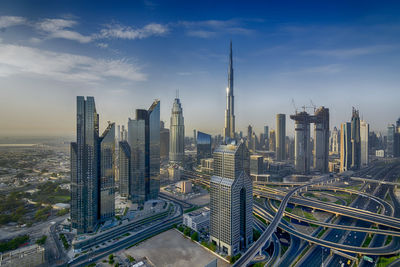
[184, 206, 200, 213]
[317, 228, 327, 238]
[362, 235, 373, 247]
[385, 235, 393, 245]
[377, 255, 400, 266]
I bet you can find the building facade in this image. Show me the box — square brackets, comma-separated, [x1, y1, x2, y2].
[210, 142, 253, 256]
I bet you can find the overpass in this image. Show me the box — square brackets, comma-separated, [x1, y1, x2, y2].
[351, 176, 400, 187]
[232, 176, 331, 267]
[253, 204, 400, 256]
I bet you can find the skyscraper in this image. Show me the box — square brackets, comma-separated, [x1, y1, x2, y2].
[276, 114, 286, 161]
[71, 96, 100, 234]
[269, 130, 276, 152]
[387, 124, 395, 157]
[395, 118, 400, 157]
[350, 108, 361, 170]
[99, 122, 115, 221]
[313, 107, 329, 173]
[210, 142, 253, 256]
[330, 126, 340, 154]
[290, 111, 311, 174]
[197, 131, 212, 164]
[264, 126, 269, 150]
[160, 121, 170, 160]
[340, 122, 352, 172]
[119, 140, 131, 198]
[169, 97, 185, 166]
[223, 41, 235, 142]
[360, 120, 369, 166]
[128, 100, 161, 204]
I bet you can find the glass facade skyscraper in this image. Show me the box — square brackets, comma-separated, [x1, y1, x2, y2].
[119, 140, 131, 198]
[127, 100, 160, 203]
[71, 96, 100, 234]
[99, 122, 115, 221]
[351, 108, 361, 170]
[197, 131, 212, 164]
[340, 122, 352, 172]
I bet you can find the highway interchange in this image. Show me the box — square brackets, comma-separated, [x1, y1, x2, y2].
[46, 160, 400, 266]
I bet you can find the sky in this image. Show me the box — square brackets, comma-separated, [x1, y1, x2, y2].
[0, 0, 400, 138]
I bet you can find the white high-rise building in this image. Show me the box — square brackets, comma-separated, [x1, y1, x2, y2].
[169, 97, 185, 166]
[210, 142, 253, 256]
[360, 120, 369, 166]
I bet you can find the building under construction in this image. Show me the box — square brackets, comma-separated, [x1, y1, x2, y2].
[290, 106, 329, 174]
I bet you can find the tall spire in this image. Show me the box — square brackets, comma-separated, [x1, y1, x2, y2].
[228, 40, 233, 95]
[224, 41, 235, 143]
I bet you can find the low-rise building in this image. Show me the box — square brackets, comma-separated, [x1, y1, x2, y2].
[0, 244, 45, 267]
[180, 181, 192, 193]
[200, 158, 213, 174]
[183, 207, 210, 232]
[376, 149, 385, 157]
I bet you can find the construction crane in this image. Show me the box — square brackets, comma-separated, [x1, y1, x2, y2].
[291, 98, 298, 114]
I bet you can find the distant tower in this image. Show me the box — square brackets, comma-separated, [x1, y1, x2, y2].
[276, 114, 286, 161]
[210, 142, 253, 256]
[351, 108, 361, 170]
[269, 130, 276, 152]
[387, 124, 395, 157]
[340, 122, 352, 172]
[313, 107, 329, 173]
[224, 41, 235, 142]
[169, 97, 185, 166]
[330, 126, 340, 154]
[360, 120, 369, 166]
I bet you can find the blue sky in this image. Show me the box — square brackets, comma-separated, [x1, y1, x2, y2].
[0, 0, 399, 137]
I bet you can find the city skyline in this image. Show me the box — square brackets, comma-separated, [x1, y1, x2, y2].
[1, 1, 400, 137]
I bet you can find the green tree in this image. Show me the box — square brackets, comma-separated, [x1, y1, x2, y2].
[183, 227, 191, 236]
[191, 231, 199, 241]
[36, 235, 47, 245]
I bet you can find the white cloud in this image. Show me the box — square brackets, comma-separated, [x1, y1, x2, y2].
[99, 23, 168, 39]
[301, 45, 394, 58]
[0, 43, 146, 82]
[179, 19, 253, 38]
[0, 16, 26, 28]
[96, 42, 109, 48]
[36, 18, 92, 43]
[186, 30, 216, 38]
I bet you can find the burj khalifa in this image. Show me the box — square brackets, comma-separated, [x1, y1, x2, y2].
[224, 41, 235, 142]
